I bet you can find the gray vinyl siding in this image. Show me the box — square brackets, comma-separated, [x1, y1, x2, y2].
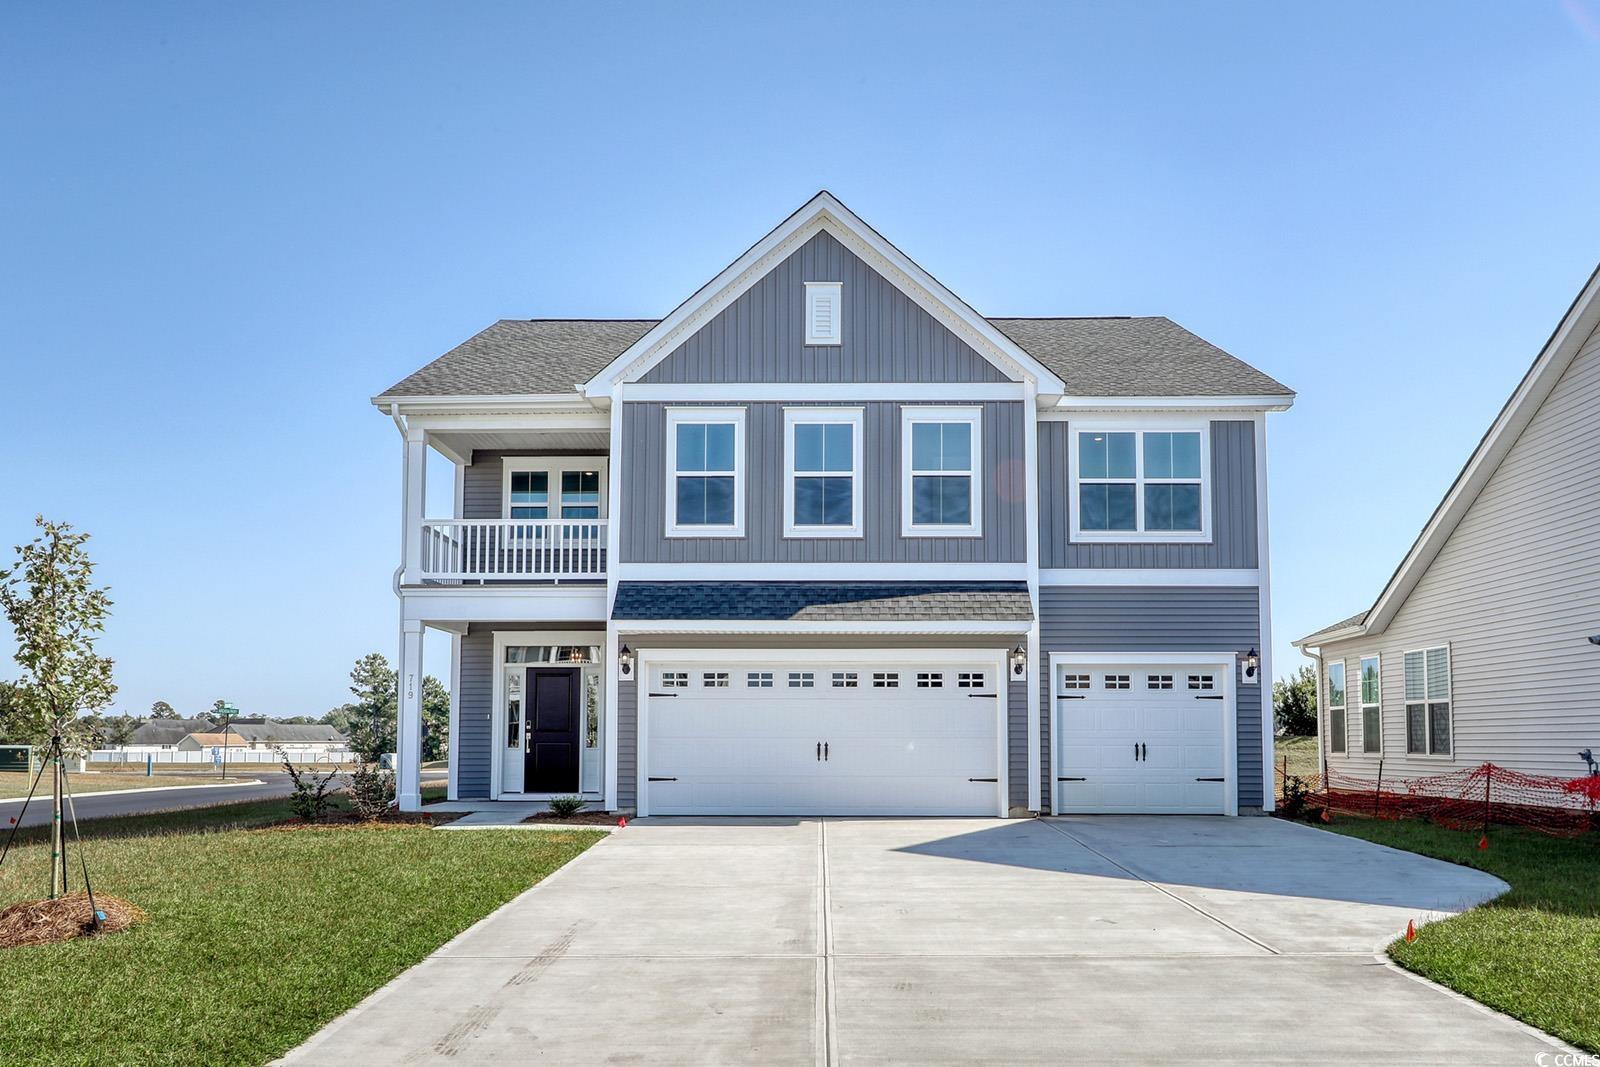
[1037, 420, 1258, 569]
[456, 629, 494, 798]
[1008, 678, 1029, 812]
[1038, 586, 1264, 810]
[620, 400, 1027, 563]
[1318, 318, 1600, 781]
[617, 677, 637, 812]
[642, 230, 1006, 384]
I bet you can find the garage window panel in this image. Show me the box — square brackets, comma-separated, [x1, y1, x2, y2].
[661, 671, 688, 689]
[1104, 674, 1131, 690]
[916, 672, 944, 688]
[1061, 673, 1090, 691]
[1147, 674, 1173, 690]
[831, 671, 859, 688]
[788, 671, 815, 688]
[746, 672, 773, 688]
[1186, 674, 1215, 691]
[957, 672, 985, 688]
[703, 672, 730, 688]
[872, 672, 900, 688]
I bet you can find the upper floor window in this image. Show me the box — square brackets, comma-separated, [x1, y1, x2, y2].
[805, 281, 843, 345]
[1070, 426, 1209, 542]
[503, 459, 608, 531]
[784, 408, 864, 538]
[1404, 646, 1451, 756]
[901, 407, 982, 537]
[1326, 660, 1346, 754]
[666, 408, 745, 537]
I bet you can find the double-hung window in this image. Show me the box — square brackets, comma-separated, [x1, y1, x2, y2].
[666, 408, 745, 537]
[1327, 660, 1347, 754]
[902, 407, 982, 536]
[1359, 655, 1381, 755]
[1071, 426, 1208, 540]
[1404, 646, 1452, 756]
[784, 408, 863, 537]
[504, 460, 607, 540]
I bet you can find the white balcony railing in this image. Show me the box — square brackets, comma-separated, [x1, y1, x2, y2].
[416, 519, 607, 582]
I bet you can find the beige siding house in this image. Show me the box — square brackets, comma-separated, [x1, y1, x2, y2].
[1295, 266, 1600, 783]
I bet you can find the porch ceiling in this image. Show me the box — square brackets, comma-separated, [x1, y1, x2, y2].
[430, 428, 610, 456]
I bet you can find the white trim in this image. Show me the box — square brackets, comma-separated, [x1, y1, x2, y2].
[782, 407, 865, 539]
[614, 619, 1033, 635]
[1359, 267, 1600, 639]
[581, 192, 1066, 396]
[1054, 394, 1294, 412]
[489, 629, 607, 801]
[1358, 652, 1383, 757]
[622, 382, 1026, 402]
[400, 586, 606, 626]
[1067, 421, 1212, 544]
[617, 561, 1028, 581]
[1022, 379, 1042, 813]
[900, 405, 983, 537]
[804, 281, 843, 346]
[1401, 642, 1454, 759]
[372, 393, 600, 414]
[635, 646, 1010, 818]
[501, 456, 610, 523]
[1253, 413, 1276, 812]
[1039, 568, 1259, 586]
[664, 406, 747, 538]
[1047, 651, 1239, 816]
[447, 631, 461, 801]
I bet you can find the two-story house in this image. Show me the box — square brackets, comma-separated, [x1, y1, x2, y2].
[375, 192, 1293, 817]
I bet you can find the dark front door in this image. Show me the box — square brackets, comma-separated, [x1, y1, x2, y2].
[524, 668, 580, 793]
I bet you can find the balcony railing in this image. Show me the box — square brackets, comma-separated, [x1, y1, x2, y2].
[416, 519, 607, 582]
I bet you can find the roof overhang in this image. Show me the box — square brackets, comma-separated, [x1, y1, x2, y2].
[1055, 394, 1294, 412]
[371, 393, 603, 417]
[580, 191, 1068, 398]
[1290, 625, 1365, 650]
[1322, 263, 1600, 642]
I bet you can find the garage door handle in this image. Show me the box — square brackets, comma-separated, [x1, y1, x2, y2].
[649, 692, 678, 698]
[648, 776, 677, 782]
[1059, 694, 1086, 700]
[1195, 694, 1224, 701]
[968, 777, 998, 783]
[1140, 743, 1147, 761]
[967, 693, 998, 698]
[1195, 776, 1224, 782]
[824, 742, 829, 761]
[817, 742, 822, 761]
[1057, 776, 1086, 782]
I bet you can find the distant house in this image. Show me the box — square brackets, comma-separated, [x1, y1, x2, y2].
[174, 721, 347, 754]
[1295, 266, 1600, 782]
[122, 718, 217, 753]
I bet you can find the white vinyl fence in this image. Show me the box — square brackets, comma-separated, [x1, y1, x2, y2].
[91, 749, 356, 765]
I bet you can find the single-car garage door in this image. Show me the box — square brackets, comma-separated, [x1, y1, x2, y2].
[641, 653, 1005, 816]
[1055, 662, 1230, 814]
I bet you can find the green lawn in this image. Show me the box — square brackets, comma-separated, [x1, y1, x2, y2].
[0, 771, 260, 798]
[0, 794, 601, 1066]
[1323, 817, 1600, 1052]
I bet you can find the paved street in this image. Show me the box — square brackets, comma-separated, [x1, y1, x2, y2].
[282, 815, 1568, 1065]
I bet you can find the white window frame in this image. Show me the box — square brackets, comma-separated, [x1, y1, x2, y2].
[1326, 659, 1347, 754]
[665, 407, 746, 538]
[1067, 417, 1212, 543]
[502, 457, 610, 523]
[804, 281, 843, 346]
[1359, 654, 1382, 756]
[900, 405, 983, 537]
[1402, 644, 1453, 758]
[783, 407, 864, 538]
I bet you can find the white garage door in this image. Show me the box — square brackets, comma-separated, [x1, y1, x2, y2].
[643, 654, 1004, 816]
[1055, 663, 1228, 814]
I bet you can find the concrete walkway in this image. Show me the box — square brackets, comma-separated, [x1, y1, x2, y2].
[283, 815, 1569, 1065]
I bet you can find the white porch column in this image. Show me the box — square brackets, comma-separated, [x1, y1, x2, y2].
[401, 425, 427, 585]
[397, 620, 425, 811]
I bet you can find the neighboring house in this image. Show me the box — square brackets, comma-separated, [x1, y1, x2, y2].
[376, 192, 1293, 816]
[1295, 267, 1600, 783]
[121, 718, 217, 753]
[174, 722, 348, 754]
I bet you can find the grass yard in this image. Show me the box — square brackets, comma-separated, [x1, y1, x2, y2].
[0, 794, 602, 1066]
[0, 771, 260, 799]
[1323, 817, 1600, 1053]
[1272, 735, 1320, 795]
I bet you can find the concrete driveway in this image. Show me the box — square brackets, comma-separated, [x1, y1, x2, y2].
[284, 816, 1568, 1065]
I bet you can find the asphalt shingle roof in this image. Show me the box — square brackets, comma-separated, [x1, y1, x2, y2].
[1296, 610, 1370, 645]
[612, 582, 1034, 622]
[377, 317, 1291, 399]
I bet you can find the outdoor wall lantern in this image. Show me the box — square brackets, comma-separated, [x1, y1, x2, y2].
[1243, 648, 1260, 681]
[618, 644, 634, 679]
[1588, 635, 1600, 646]
[1009, 645, 1027, 678]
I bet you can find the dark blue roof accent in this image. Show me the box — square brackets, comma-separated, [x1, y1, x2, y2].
[611, 582, 1033, 622]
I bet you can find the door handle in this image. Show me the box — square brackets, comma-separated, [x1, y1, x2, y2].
[1134, 742, 1140, 762]
[824, 742, 830, 761]
[1141, 743, 1147, 761]
[816, 742, 822, 761]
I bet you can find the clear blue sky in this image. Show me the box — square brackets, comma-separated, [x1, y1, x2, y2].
[3, 1, 1598, 717]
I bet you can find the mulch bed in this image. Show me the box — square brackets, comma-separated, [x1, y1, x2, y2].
[0, 892, 145, 949]
[522, 812, 622, 825]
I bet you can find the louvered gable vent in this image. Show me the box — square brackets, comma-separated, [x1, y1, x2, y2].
[805, 281, 843, 346]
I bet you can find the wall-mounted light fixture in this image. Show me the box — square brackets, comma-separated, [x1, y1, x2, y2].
[618, 644, 634, 679]
[1588, 635, 1600, 646]
[1010, 645, 1027, 678]
[1580, 749, 1598, 777]
[1243, 648, 1260, 682]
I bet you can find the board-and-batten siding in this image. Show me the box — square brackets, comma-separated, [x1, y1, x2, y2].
[642, 230, 1005, 384]
[456, 629, 494, 798]
[1319, 319, 1600, 781]
[1037, 420, 1258, 569]
[1007, 678, 1029, 812]
[1038, 586, 1264, 810]
[620, 400, 1027, 564]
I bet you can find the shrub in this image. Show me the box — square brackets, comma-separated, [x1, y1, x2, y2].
[546, 795, 585, 818]
[1280, 775, 1313, 821]
[280, 751, 339, 823]
[348, 762, 395, 821]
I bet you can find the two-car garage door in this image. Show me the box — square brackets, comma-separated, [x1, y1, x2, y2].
[641, 653, 1005, 816]
[1054, 662, 1230, 815]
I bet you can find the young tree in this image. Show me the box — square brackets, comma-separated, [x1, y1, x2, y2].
[148, 700, 178, 719]
[1273, 664, 1319, 737]
[344, 653, 397, 763]
[0, 517, 116, 899]
[421, 675, 449, 762]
